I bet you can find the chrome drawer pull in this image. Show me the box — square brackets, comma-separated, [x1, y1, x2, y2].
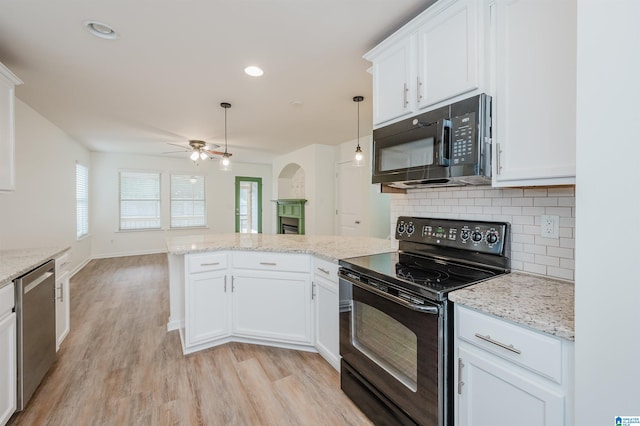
[200, 262, 220, 266]
[260, 262, 277, 266]
[474, 333, 522, 355]
[317, 267, 330, 275]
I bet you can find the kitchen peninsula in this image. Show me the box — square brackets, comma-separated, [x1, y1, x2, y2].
[166, 233, 397, 368]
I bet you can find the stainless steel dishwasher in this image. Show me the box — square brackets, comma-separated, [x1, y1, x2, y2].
[14, 259, 56, 410]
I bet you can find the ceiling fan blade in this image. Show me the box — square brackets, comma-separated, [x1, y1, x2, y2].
[162, 150, 189, 154]
[206, 150, 232, 157]
[167, 142, 188, 149]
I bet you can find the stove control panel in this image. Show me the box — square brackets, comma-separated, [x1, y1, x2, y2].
[396, 216, 509, 255]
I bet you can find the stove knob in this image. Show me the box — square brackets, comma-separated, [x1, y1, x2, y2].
[486, 231, 498, 245]
[471, 231, 483, 242]
[406, 223, 415, 236]
[397, 222, 406, 234]
[460, 230, 470, 241]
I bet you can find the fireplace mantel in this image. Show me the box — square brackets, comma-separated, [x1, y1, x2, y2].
[275, 199, 307, 235]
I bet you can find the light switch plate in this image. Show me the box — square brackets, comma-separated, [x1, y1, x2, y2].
[541, 215, 559, 238]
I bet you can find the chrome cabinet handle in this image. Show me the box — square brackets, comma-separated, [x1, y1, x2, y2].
[474, 333, 522, 354]
[259, 262, 277, 266]
[403, 83, 409, 107]
[317, 267, 330, 275]
[224, 276, 227, 292]
[496, 143, 502, 175]
[311, 282, 316, 300]
[417, 76, 422, 102]
[201, 262, 220, 266]
[457, 358, 464, 395]
[57, 283, 64, 302]
[231, 276, 235, 292]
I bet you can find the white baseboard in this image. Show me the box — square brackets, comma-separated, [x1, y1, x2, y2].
[91, 248, 168, 260]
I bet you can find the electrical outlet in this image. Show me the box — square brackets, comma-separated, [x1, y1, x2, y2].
[541, 215, 559, 238]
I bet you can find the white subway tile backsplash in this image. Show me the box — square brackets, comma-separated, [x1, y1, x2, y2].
[524, 188, 548, 197]
[398, 185, 575, 281]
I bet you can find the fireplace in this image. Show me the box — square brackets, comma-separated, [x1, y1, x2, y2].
[275, 199, 307, 235]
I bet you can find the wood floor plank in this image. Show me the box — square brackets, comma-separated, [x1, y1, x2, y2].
[7, 254, 371, 426]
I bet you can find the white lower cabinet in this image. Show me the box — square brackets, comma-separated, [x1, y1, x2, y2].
[0, 284, 16, 426]
[232, 272, 312, 344]
[186, 270, 230, 346]
[455, 305, 573, 426]
[313, 257, 340, 371]
[183, 251, 315, 352]
[185, 253, 230, 347]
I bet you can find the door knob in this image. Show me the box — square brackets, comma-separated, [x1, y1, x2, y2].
[355, 220, 361, 224]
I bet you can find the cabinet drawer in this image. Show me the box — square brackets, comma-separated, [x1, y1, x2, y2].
[233, 252, 310, 273]
[55, 252, 70, 274]
[0, 283, 14, 318]
[187, 253, 228, 274]
[313, 257, 339, 282]
[456, 305, 562, 382]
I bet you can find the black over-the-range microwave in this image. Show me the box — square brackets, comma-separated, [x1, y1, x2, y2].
[372, 93, 492, 188]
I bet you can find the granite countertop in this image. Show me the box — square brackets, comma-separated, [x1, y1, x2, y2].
[166, 233, 398, 262]
[0, 246, 71, 288]
[449, 272, 575, 341]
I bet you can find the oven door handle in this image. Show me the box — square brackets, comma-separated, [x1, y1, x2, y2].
[347, 278, 439, 315]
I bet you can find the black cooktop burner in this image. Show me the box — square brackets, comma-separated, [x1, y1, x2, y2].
[340, 251, 500, 301]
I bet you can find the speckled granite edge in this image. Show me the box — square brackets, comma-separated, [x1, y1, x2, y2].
[0, 246, 71, 288]
[165, 234, 398, 263]
[449, 272, 575, 341]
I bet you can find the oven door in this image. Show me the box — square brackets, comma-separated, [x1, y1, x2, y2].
[339, 272, 448, 426]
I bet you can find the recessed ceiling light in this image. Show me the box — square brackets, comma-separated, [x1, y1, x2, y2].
[83, 20, 118, 40]
[244, 66, 264, 77]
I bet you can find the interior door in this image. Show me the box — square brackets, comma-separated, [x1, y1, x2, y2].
[337, 162, 365, 236]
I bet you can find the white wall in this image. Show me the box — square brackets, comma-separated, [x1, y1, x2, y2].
[91, 152, 272, 258]
[0, 99, 92, 273]
[575, 0, 640, 422]
[272, 144, 335, 235]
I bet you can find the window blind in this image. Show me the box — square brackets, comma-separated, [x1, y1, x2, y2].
[170, 175, 206, 228]
[76, 163, 89, 239]
[119, 171, 161, 230]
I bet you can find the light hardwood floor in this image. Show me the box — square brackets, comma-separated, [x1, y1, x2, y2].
[8, 254, 372, 426]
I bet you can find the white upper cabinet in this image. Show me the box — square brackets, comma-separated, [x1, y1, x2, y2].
[417, 0, 479, 108]
[490, 0, 577, 186]
[0, 62, 22, 192]
[365, 0, 483, 127]
[370, 36, 416, 125]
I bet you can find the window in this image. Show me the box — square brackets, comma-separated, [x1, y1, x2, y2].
[119, 171, 161, 230]
[170, 174, 206, 228]
[76, 163, 89, 239]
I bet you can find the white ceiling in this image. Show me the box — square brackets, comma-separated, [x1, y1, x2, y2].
[0, 0, 433, 164]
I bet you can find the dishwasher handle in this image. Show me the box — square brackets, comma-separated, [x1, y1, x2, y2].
[24, 272, 54, 294]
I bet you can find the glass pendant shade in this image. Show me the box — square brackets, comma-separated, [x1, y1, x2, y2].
[190, 150, 200, 161]
[219, 153, 232, 171]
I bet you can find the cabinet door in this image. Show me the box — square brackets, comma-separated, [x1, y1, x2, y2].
[371, 36, 416, 125]
[185, 271, 230, 346]
[456, 346, 564, 426]
[491, 0, 576, 186]
[0, 312, 17, 425]
[314, 277, 339, 370]
[55, 271, 71, 350]
[417, 0, 479, 108]
[232, 273, 313, 344]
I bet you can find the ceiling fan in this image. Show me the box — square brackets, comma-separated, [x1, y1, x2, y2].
[163, 140, 232, 162]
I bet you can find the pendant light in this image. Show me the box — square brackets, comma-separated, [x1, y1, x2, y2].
[353, 96, 364, 167]
[220, 102, 232, 171]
